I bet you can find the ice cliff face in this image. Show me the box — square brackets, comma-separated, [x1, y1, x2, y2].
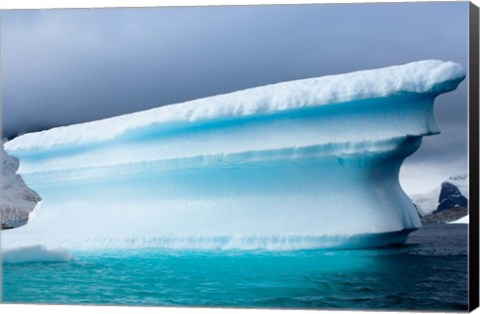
[1, 143, 41, 228]
[1, 60, 465, 250]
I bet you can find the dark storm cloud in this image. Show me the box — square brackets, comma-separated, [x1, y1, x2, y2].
[0, 2, 469, 177]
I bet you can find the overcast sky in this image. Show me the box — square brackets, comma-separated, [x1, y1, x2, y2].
[0, 2, 469, 193]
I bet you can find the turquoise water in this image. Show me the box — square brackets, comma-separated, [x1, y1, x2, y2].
[2, 224, 468, 310]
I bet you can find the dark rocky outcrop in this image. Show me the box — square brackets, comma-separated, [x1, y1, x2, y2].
[421, 207, 468, 224]
[436, 182, 468, 212]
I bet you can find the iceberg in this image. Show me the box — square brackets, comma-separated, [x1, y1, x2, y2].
[448, 215, 469, 224]
[2, 245, 73, 264]
[1, 143, 41, 228]
[1, 60, 465, 250]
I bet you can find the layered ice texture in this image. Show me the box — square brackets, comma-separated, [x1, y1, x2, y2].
[1, 60, 465, 250]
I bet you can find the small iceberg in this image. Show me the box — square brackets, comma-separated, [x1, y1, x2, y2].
[448, 215, 469, 224]
[2, 245, 74, 264]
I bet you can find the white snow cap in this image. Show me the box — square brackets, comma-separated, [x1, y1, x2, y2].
[6, 60, 465, 151]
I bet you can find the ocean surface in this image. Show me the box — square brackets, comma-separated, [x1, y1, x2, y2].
[1, 223, 468, 311]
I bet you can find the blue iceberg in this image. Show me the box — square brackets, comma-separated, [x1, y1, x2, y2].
[1, 60, 465, 251]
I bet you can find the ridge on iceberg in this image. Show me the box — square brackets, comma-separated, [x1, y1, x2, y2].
[1, 60, 465, 251]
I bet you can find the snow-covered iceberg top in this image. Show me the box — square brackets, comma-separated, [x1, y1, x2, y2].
[5, 60, 465, 151]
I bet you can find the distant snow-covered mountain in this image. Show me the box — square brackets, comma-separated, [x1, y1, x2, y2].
[1, 143, 41, 228]
[410, 174, 469, 217]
